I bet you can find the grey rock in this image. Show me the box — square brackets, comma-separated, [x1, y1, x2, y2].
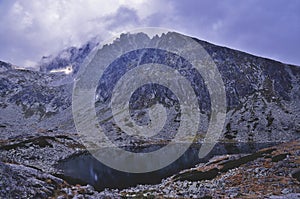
[281, 188, 292, 194]
[269, 193, 300, 199]
[0, 161, 64, 199]
[57, 196, 67, 199]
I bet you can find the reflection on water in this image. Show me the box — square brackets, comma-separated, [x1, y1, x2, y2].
[57, 142, 277, 191]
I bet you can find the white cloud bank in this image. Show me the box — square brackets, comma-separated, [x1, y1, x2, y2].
[0, 0, 172, 67]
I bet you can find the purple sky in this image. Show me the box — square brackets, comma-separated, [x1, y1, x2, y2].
[0, 0, 299, 68]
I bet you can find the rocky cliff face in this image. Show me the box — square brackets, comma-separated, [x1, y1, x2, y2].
[0, 32, 299, 197]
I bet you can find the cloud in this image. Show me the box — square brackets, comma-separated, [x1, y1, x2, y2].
[0, 0, 170, 67]
[0, 0, 299, 67]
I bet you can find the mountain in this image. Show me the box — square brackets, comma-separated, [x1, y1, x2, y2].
[35, 32, 300, 145]
[0, 32, 299, 197]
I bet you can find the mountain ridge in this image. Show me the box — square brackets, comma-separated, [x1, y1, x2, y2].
[1, 32, 299, 144]
[38, 35, 300, 76]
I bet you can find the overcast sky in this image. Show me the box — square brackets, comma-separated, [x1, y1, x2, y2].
[0, 0, 299, 68]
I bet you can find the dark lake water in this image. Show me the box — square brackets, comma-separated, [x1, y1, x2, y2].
[57, 142, 277, 191]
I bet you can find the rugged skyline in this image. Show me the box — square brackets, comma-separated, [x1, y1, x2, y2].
[0, 0, 299, 68]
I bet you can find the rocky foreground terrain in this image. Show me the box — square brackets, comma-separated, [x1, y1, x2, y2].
[0, 32, 300, 198]
[1, 139, 299, 198]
